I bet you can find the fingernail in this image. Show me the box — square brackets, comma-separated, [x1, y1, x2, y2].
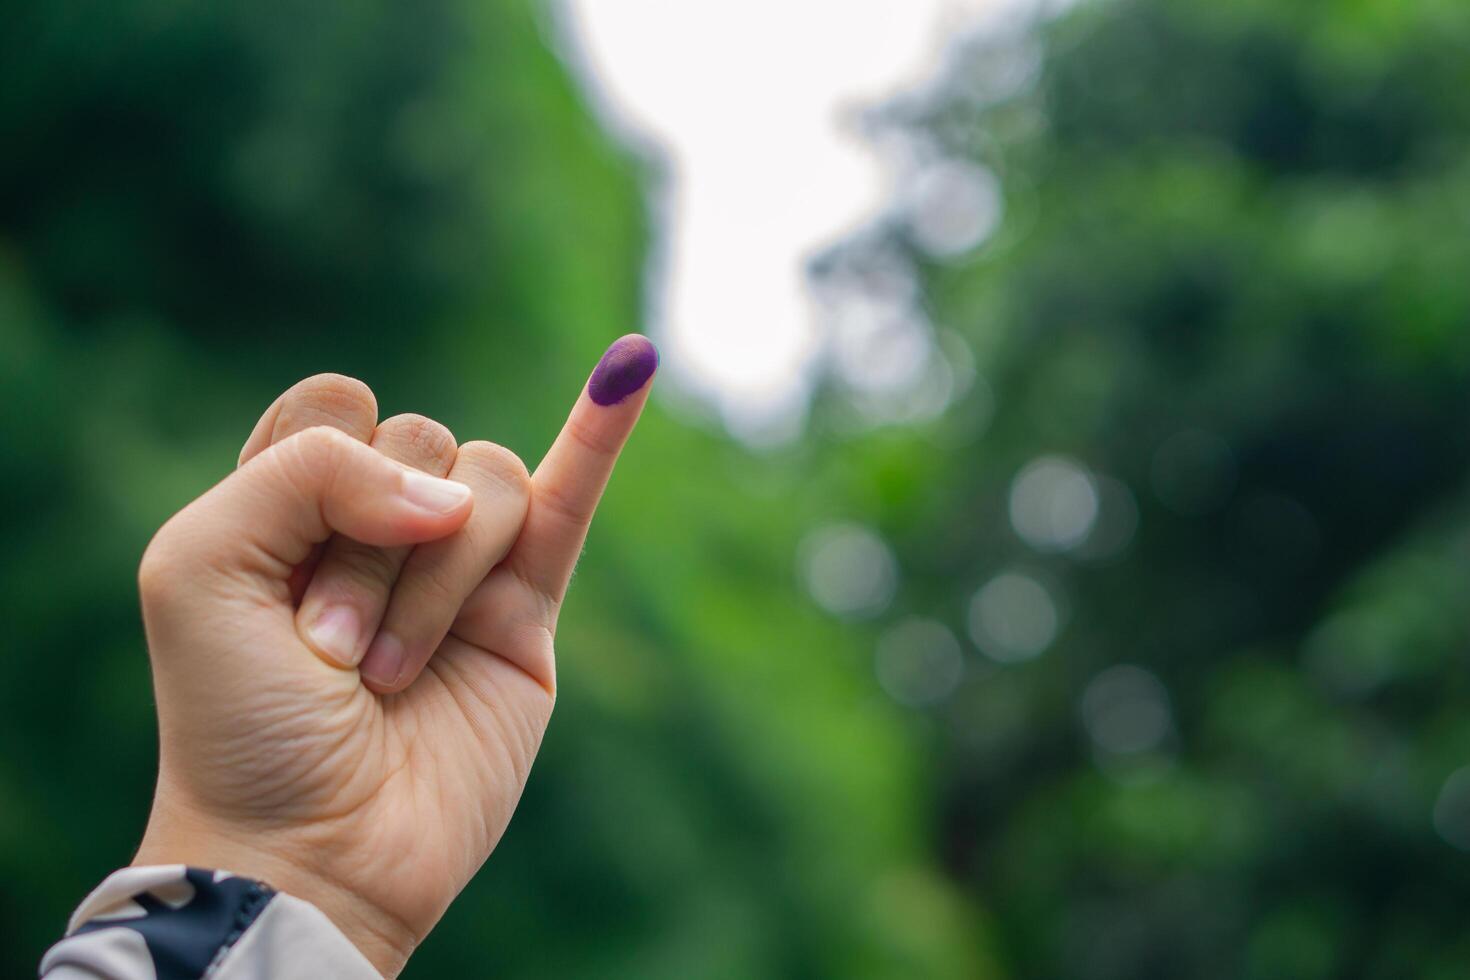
[360, 632, 405, 688]
[305, 604, 363, 667]
[401, 471, 473, 515]
[587, 334, 658, 406]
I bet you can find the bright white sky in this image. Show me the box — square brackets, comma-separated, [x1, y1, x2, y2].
[556, 0, 1040, 438]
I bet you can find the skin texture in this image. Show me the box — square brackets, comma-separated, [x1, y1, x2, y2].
[132, 336, 656, 977]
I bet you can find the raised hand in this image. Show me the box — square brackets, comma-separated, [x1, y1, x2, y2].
[132, 337, 657, 977]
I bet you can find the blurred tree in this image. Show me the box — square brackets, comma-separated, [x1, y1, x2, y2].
[14, 0, 1470, 976]
[811, 0, 1470, 976]
[0, 1, 978, 977]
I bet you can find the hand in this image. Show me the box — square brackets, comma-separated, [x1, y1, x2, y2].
[131, 337, 658, 977]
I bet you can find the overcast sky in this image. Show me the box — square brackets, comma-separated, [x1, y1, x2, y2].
[556, 0, 1039, 440]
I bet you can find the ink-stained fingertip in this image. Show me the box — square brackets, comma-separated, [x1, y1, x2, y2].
[587, 334, 658, 406]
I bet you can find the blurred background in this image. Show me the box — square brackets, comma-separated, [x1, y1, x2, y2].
[4, 0, 1470, 976]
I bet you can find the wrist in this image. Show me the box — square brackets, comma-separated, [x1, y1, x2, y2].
[133, 805, 415, 977]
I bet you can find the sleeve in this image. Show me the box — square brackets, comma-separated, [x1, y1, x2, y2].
[39, 865, 382, 980]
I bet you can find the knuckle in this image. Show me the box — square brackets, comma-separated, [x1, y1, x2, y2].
[277, 425, 357, 493]
[137, 521, 184, 607]
[333, 540, 404, 590]
[564, 415, 618, 459]
[458, 441, 531, 500]
[407, 557, 463, 609]
[380, 413, 457, 467]
[276, 374, 378, 434]
[516, 622, 559, 697]
[292, 424, 357, 459]
[535, 478, 593, 526]
[136, 544, 167, 602]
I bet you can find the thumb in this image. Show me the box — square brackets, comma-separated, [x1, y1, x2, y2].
[144, 425, 473, 593]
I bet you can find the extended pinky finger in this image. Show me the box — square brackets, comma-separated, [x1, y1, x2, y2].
[507, 334, 657, 605]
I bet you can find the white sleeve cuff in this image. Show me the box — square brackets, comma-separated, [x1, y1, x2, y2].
[40, 865, 381, 979]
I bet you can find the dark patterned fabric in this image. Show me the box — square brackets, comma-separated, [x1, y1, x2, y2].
[41, 865, 382, 979]
[69, 868, 273, 979]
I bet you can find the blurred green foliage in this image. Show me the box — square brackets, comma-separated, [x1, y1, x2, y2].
[811, 0, 1470, 976]
[0, 1, 975, 976]
[6, 0, 1470, 977]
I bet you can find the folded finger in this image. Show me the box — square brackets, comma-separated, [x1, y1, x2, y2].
[239, 373, 378, 467]
[359, 441, 533, 693]
[238, 373, 380, 600]
[149, 426, 473, 598]
[296, 414, 459, 669]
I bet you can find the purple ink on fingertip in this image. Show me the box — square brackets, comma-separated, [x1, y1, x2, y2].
[587, 334, 659, 406]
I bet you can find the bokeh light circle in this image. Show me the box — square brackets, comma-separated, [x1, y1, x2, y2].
[968, 571, 1060, 662]
[874, 617, 965, 707]
[1009, 455, 1100, 552]
[799, 523, 898, 618]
